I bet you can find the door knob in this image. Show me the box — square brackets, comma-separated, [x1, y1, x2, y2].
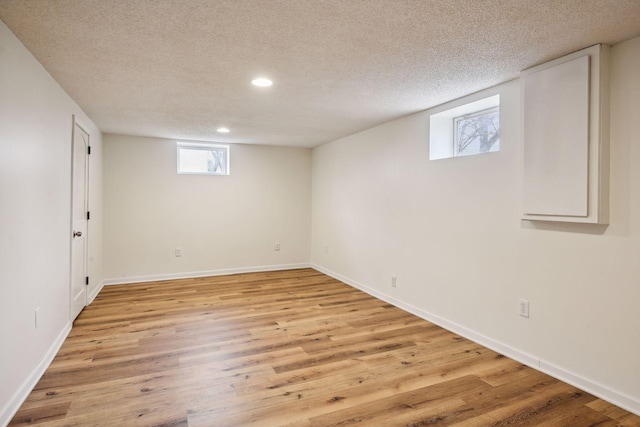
[73, 231, 82, 237]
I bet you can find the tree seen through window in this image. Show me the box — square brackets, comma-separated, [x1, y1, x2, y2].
[454, 107, 499, 156]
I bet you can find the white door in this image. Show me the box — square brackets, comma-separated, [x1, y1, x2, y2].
[70, 119, 89, 321]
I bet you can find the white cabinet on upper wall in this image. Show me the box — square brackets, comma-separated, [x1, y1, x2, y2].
[521, 44, 610, 224]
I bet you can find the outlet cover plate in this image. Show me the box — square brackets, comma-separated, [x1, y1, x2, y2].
[519, 299, 530, 318]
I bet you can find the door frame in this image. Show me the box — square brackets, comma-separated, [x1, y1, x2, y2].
[70, 115, 90, 320]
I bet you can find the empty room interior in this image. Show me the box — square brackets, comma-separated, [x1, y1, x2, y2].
[2, 0, 640, 425]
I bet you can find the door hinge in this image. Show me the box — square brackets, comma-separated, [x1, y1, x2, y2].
[85, 276, 89, 285]
[87, 211, 90, 220]
[88, 146, 91, 155]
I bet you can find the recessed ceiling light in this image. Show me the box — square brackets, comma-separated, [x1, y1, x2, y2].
[216, 127, 230, 133]
[251, 77, 273, 87]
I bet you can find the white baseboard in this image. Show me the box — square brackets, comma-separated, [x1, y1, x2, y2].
[311, 264, 640, 416]
[87, 279, 104, 305]
[539, 359, 640, 416]
[103, 263, 312, 286]
[0, 322, 72, 427]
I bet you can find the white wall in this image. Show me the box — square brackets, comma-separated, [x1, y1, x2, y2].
[104, 134, 311, 282]
[0, 21, 103, 425]
[311, 36, 640, 414]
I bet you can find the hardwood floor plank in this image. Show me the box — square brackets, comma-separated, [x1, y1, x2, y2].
[8, 402, 71, 426]
[9, 268, 640, 426]
[272, 339, 417, 374]
[586, 399, 640, 425]
[307, 375, 491, 426]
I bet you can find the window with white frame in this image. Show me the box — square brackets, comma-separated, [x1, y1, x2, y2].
[453, 106, 500, 157]
[429, 95, 500, 160]
[177, 142, 229, 175]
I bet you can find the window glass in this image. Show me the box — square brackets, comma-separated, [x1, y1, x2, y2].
[177, 143, 229, 175]
[429, 94, 500, 160]
[454, 107, 500, 157]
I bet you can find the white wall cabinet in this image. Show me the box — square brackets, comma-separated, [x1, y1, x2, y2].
[522, 44, 610, 224]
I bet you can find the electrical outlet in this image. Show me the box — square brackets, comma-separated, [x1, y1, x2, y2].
[391, 276, 397, 288]
[519, 299, 530, 318]
[35, 307, 40, 328]
[324, 245, 328, 254]
[175, 247, 182, 257]
[274, 242, 281, 251]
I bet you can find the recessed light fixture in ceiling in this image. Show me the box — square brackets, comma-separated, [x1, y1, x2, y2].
[216, 127, 230, 133]
[251, 77, 273, 87]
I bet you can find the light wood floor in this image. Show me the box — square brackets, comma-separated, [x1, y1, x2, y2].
[10, 268, 640, 426]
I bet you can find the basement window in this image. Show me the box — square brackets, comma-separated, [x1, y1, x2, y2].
[429, 95, 500, 160]
[177, 142, 229, 175]
[453, 107, 500, 156]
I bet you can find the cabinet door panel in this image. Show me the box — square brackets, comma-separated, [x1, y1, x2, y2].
[522, 55, 590, 217]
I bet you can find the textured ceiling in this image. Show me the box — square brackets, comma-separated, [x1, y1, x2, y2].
[1, 0, 640, 148]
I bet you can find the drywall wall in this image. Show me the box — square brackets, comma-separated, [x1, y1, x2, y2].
[103, 135, 311, 282]
[311, 36, 640, 413]
[0, 20, 103, 424]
